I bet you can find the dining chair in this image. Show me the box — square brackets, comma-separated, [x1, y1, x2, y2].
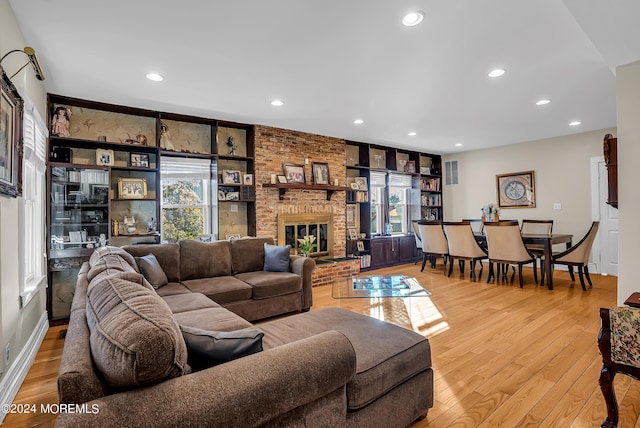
[412, 220, 423, 265]
[521, 219, 553, 280]
[540, 221, 599, 291]
[418, 221, 449, 274]
[442, 221, 487, 280]
[484, 221, 537, 287]
[462, 218, 484, 235]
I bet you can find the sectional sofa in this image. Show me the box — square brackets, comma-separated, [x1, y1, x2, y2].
[56, 239, 434, 427]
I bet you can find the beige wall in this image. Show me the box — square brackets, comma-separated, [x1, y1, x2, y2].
[0, 0, 47, 376]
[442, 128, 615, 262]
[616, 60, 640, 306]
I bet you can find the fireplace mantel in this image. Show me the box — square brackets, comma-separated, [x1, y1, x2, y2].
[263, 183, 347, 200]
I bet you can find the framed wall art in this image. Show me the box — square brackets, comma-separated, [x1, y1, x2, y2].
[118, 177, 148, 199]
[311, 162, 330, 185]
[283, 163, 305, 184]
[0, 66, 24, 197]
[496, 170, 536, 208]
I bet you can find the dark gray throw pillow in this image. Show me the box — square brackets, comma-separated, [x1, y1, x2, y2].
[180, 325, 264, 371]
[135, 254, 169, 289]
[264, 243, 291, 272]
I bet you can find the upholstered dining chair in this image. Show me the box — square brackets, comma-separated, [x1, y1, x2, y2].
[412, 220, 423, 265]
[598, 306, 640, 428]
[462, 218, 484, 235]
[418, 221, 449, 274]
[442, 221, 487, 280]
[484, 221, 537, 287]
[521, 219, 553, 280]
[540, 221, 599, 291]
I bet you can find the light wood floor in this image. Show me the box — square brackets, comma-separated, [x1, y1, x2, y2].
[5, 262, 639, 427]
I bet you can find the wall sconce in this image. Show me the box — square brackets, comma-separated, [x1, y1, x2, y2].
[0, 46, 45, 81]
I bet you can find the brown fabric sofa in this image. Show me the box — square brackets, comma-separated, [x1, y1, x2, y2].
[56, 245, 434, 427]
[121, 237, 315, 321]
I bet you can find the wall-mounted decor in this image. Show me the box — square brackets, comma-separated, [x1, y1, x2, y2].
[312, 162, 330, 185]
[0, 66, 24, 197]
[496, 170, 536, 208]
[283, 163, 305, 184]
[96, 148, 114, 166]
[118, 177, 148, 199]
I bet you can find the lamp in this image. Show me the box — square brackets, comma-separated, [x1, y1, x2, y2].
[0, 46, 45, 81]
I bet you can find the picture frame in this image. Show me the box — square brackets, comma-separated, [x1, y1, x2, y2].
[0, 66, 24, 198]
[277, 175, 288, 184]
[226, 234, 241, 241]
[117, 177, 148, 199]
[356, 241, 365, 252]
[130, 152, 149, 168]
[89, 184, 109, 204]
[282, 163, 305, 184]
[242, 173, 253, 185]
[222, 170, 241, 184]
[346, 204, 358, 229]
[225, 191, 240, 201]
[96, 148, 115, 166]
[218, 190, 226, 201]
[311, 162, 330, 185]
[404, 161, 416, 173]
[198, 234, 216, 242]
[496, 170, 536, 208]
[353, 177, 368, 191]
[348, 228, 358, 241]
[420, 166, 431, 175]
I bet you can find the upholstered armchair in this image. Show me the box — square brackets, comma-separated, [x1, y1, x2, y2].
[598, 306, 640, 427]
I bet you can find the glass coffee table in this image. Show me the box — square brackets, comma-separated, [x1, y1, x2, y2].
[332, 275, 432, 299]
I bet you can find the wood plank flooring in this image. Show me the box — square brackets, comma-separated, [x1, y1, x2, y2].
[5, 262, 638, 427]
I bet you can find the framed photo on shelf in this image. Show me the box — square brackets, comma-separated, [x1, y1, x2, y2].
[420, 167, 431, 175]
[242, 173, 253, 185]
[496, 170, 536, 209]
[404, 161, 416, 173]
[311, 162, 330, 185]
[0, 67, 23, 198]
[130, 153, 149, 168]
[96, 149, 114, 166]
[277, 175, 288, 184]
[218, 190, 226, 201]
[282, 163, 305, 184]
[348, 228, 358, 241]
[346, 204, 358, 229]
[225, 192, 240, 201]
[356, 241, 365, 252]
[222, 170, 241, 184]
[117, 177, 147, 199]
[353, 177, 368, 191]
[89, 184, 109, 204]
[226, 234, 241, 241]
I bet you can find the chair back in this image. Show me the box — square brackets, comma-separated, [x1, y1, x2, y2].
[418, 221, 448, 255]
[412, 220, 423, 250]
[462, 218, 483, 234]
[521, 219, 553, 235]
[484, 221, 532, 262]
[443, 222, 486, 258]
[555, 221, 599, 264]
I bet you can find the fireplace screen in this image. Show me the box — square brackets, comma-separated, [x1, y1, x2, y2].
[278, 214, 333, 257]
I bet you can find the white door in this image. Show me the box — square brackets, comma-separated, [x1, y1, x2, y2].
[597, 159, 619, 276]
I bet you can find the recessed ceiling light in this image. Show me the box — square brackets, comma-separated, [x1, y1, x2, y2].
[536, 99, 551, 106]
[408, 132, 417, 136]
[569, 120, 582, 126]
[353, 119, 364, 125]
[271, 100, 284, 106]
[455, 143, 463, 147]
[402, 11, 424, 27]
[488, 68, 506, 78]
[145, 73, 164, 82]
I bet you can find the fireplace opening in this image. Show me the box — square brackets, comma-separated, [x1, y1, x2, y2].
[278, 214, 333, 258]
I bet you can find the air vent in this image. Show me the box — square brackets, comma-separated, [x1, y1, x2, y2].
[445, 160, 458, 185]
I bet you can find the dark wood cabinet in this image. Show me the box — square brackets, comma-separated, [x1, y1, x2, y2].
[603, 134, 618, 209]
[369, 235, 415, 269]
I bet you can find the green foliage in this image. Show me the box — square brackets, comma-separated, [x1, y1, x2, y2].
[389, 193, 401, 205]
[162, 181, 204, 243]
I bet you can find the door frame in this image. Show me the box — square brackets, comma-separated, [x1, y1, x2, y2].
[590, 155, 612, 275]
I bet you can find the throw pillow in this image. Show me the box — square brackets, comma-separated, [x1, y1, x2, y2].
[180, 325, 264, 371]
[263, 243, 291, 272]
[135, 254, 169, 289]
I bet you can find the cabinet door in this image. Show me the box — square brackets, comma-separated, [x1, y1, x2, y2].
[370, 239, 389, 268]
[398, 235, 415, 263]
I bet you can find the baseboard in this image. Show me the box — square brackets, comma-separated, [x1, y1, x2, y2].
[0, 311, 49, 424]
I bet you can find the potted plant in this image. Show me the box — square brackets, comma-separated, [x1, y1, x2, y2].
[297, 235, 317, 257]
[481, 203, 500, 222]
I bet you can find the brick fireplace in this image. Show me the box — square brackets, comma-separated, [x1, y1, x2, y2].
[277, 213, 333, 257]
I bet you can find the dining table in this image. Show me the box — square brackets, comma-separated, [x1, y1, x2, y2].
[474, 233, 573, 290]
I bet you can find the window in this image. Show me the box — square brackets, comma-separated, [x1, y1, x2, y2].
[369, 171, 386, 235]
[388, 173, 412, 234]
[160, 157, 216, 243]
[19, 99, 47, 307]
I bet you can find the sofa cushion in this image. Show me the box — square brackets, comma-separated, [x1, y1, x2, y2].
[135, 254, 169, 289]
[122, 243, 181, 282]
[173, 307, 253, 332]
[259, 307, 431, 410]
[85, 273, 189, 388]
[182, 276, 252, 304]
[87, 253, 139, 283]
[89, 246, 139, 272]
[264, 243, 291, 272]
[230, 237, 274, 274]
[180, 240, 232, 280]
[235, 271, 302, 299]
[155, 282, 191, 297]
[180, 325, 264, 370]
[162, 292, 221, 314]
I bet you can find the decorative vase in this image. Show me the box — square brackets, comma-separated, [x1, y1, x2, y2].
[303, 251, 310, 258]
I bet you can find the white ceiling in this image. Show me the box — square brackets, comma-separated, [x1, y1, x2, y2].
[8, 0, 640, 154]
